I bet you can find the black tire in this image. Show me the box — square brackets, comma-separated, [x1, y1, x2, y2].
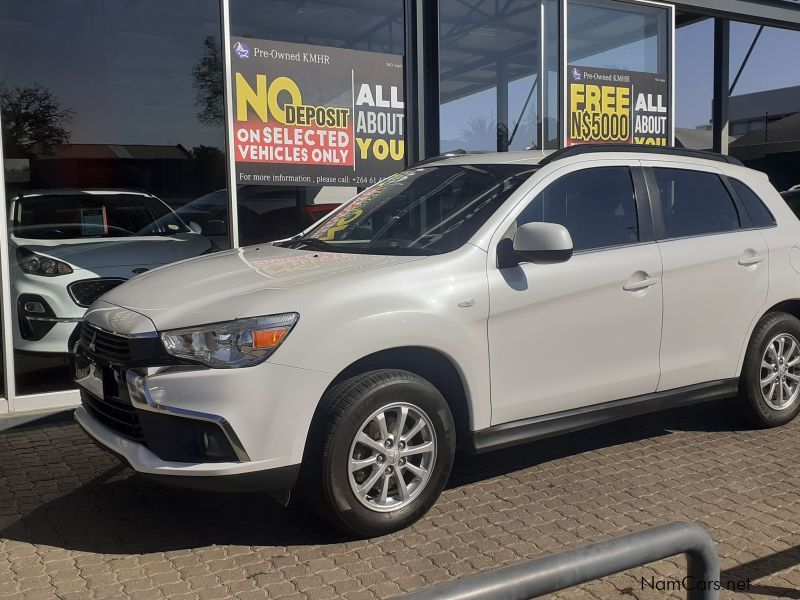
[302, 369, 456, 537]
[737, 311, 800, 428]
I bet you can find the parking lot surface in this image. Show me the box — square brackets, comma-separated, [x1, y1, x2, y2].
[1, 400, 800, 600]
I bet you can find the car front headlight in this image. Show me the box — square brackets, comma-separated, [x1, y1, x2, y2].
[17, 247, 73, 276]
[160, 313, 299, 368]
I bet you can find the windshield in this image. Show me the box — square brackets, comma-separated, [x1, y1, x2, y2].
[281, 164, 537, 255]
[10, 192, 191, 240]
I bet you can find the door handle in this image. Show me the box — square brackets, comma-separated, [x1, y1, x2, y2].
[623, 277, 659, 292]
[738, 254, 764, 267]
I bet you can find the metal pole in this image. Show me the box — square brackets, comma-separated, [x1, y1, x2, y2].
[0, 88, 16, 411]
[730, 25, 764, 95]
[712, 18, 730, 155]
[496, 61, 508, 152]
[219, 0, 240, 248]
[396, 522, 720, 600]
[417, 0, 440, 159]
[404, 0, 419, 165]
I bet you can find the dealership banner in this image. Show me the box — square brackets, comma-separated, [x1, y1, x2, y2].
[567, 65, 671, 147]
[229, 37, 405, 187]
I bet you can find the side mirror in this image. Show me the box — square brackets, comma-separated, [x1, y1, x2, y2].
[499, 222, 574, 268]
[203, 220, 228, 237]
[188, 220, 202, 234]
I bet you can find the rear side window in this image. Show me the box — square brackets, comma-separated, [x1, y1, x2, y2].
[730, 179, 776, 227]
[653, 168, 740, 239]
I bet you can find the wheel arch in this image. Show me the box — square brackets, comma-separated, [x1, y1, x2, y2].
[738, 299, 800, 375]
[303, 347, 473, 460]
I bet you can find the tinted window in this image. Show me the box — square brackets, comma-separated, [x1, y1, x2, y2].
[516, 167, 639, 252]
[653, 169, 740, 239]
[730, 180, 775, 227]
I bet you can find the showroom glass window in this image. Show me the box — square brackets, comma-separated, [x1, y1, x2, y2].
[439, 0, 560, 153]
[228, 0, 406, 246]
[0, 1, 228, 397]
[568, 0, 669, 74]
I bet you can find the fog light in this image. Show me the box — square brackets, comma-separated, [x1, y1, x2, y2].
[23, 301, 45, 314]
[201, 430, 229, 458]
[17, 294, 56, 341]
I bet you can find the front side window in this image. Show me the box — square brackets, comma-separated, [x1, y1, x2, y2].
[653, 169, 740, 239]
[283, 164, 538, 255]
[515, 166, 639, 252]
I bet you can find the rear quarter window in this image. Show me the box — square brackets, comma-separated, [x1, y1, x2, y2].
[730, 179, 776, 227]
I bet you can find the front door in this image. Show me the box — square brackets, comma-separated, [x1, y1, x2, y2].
[487, 163, 663, 425]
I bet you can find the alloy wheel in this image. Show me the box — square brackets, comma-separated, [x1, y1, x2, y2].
[347, 402, 437, 512]
[760, 333, 800, 411]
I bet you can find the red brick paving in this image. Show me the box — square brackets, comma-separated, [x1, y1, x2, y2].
[1, 400, 799, 599]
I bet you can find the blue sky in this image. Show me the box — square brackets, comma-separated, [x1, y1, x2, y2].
[677, 21, 800, 128]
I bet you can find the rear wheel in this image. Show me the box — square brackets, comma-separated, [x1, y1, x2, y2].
[303, 369, 455, 537]
[738, 312, 800, 427]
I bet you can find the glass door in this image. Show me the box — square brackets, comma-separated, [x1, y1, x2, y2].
[0, 0, 230, 412]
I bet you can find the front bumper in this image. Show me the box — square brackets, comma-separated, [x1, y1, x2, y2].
[75, 406, 300, 492]
[72, 320, 335, 491]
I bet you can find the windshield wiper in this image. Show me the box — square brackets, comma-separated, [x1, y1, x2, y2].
[288, 237, 341, 252]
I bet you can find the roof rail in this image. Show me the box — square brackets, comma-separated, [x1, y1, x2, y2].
[539, 144, 744, 167]
[412, 149, 495, 167]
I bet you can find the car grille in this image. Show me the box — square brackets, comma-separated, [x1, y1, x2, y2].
[80, 322, 131, 364]
[68, 278, 126, 307]
[80, 389, 144, 442]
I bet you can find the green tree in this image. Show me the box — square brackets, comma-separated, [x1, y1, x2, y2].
[192, 36, 224, 126]
[0, 82, 73, 157]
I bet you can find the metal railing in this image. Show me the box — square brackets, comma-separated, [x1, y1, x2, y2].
[396, 522, 720, 600]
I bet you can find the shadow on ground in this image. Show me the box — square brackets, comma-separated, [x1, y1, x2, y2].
[1, 399, 749, 555]
[723, 546, 800, 599]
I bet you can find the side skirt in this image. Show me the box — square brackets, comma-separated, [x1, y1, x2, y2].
[467, 379, 739, 454]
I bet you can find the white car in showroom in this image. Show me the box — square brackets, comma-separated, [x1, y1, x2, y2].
[74, 147, 800, 536]
[10, 189, 213, 354]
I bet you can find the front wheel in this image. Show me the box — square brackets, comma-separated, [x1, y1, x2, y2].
[738, 311, 800, 427]
[303, 369, 456, 537]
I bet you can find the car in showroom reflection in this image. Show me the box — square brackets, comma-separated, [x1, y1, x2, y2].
[9, 188, 214, 354]
[175, 185, 340, 247]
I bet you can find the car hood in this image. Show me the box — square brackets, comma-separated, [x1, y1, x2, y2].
[12, 233, 212, 270]
[97, 244, 425, 329]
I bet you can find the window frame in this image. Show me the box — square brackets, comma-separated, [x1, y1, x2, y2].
[643, 165, 750, 242]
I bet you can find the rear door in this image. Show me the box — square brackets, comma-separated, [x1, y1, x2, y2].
[644, 162, 769, 391]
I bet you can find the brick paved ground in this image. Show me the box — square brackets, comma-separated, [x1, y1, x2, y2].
[1, 400, 799, 600]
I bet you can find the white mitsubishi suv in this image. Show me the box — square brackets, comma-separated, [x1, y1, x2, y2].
[74, 146, 800, 536]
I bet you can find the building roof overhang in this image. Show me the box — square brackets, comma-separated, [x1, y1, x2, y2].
[672, 0, 800, 30]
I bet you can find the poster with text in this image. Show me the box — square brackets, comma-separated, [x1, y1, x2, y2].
[567, 65, 671, 147]
[230, 37, 405, 187]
